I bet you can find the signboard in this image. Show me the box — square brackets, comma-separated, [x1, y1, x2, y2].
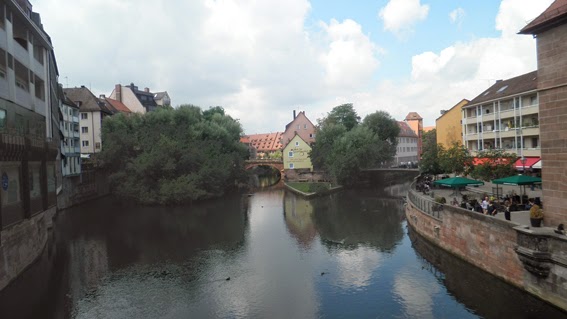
[1, 172, 8, 191]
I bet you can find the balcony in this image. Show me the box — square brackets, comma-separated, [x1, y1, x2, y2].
[482, 131, 496, 139]
[522, 104, 539, 115]
[520, 127, 540, 137]
[15, 85, 33, 112]
[72, 116, 79, 123]
[12, 39, 29, 68]
[499, 109, 515, 120]
[73, 131, 80, 138]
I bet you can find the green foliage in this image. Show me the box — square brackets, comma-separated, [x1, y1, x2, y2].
[99, 105, 248, 205]
[469, 149, 517, 181]
[321, 103, 360, 131]
[311, 106, 399, 186]
[268, 150, 282, 160]
[419, 129, 442, 175]
[438, 142, 473, 175]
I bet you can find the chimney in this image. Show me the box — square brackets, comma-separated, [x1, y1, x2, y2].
[293, 110, 296, 119]
[144, 87, 150, 93]
[115, 84, 121, 102]
[99, 94, 106, 99]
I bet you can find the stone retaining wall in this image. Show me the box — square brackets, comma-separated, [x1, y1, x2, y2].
[0, 206, 55, 291]
[406, 187, 567, 310]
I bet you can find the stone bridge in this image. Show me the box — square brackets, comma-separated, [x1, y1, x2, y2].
[245, 159, 284, 173]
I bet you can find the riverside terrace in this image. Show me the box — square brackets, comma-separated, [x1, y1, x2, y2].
[406, 178, 567, 310]
[415, 178, 543, 226]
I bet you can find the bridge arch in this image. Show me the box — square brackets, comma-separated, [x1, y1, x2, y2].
[245, 160, 285, 177]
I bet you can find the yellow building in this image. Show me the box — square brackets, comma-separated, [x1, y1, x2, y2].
[283, 135, 313, 170]
[436, 99, 469, 148]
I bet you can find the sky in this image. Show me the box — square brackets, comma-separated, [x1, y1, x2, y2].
[34, 0, 553, 134]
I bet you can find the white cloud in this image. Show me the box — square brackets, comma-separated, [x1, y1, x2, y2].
[33, 0, 555, 132]
[378, 0, 429, 36]
[449, 8, 465, 26]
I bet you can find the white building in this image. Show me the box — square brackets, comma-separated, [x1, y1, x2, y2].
[394, 121, 419, 166]
[462, 71, 541, 170]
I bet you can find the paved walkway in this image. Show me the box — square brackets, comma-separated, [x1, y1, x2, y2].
[430, 180, 543, 227]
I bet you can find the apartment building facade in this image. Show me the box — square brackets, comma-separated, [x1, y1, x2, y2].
[0, 0, 60, 291]
[60, 89, 81, 176]
[461, 71, 540, 168]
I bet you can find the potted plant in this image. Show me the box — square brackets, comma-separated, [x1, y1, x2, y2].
[529, 204, 544, 227]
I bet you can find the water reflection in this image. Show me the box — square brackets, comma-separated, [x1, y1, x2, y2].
[408, 227, 567, 319]
[311, 189, 405, 250]
[2, 177, 565, 319]
[283, 192, 317, 249]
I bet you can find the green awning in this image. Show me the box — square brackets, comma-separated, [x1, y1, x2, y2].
[433, 176, 484, 188]
[491, 175, 542, 186]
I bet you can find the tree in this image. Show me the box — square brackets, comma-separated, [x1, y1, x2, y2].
[362, 111, 400, 158]
[438, 142, 473, 175]
[322, 103, 360, 131]
[470, 149, 517, 181]
[419, 129, 442, 175]
[311, 105, 399, 184]
[99, 105, 248, 205]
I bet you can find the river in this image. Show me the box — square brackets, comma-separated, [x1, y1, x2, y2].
[0, 179, 565, 318]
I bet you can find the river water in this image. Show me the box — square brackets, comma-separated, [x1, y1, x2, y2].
[1, 179, 566, 318]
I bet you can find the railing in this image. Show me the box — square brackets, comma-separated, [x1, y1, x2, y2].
[407, 186, 443, 220]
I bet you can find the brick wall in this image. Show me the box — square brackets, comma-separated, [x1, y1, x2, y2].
[537, 23, 567, 227]
[0, 206, 55, 291]
[406, 193, 567, 310]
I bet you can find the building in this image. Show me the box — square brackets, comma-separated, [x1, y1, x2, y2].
[243, 132, 283, 158]
[64, 86, 112, 154]
[0, 0, 60, 291]
[404, 112, 424, 159]
[59, 87, 81, 177]
[436, 99, 469, 148]
[461, 71, 540, 169]
[109, 83, 168, 114]
[283, 134, 313, 171]
[394, 121, 419, 166]
[281, 110, 316, 148]
[520, 0, 567, 227]
[154, 91, 171, 107]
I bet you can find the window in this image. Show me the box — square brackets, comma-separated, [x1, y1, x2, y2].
[82, 140, 89, 147]
[309, 133, 313, 138]
[289, 163, 294, 169]
[0, 108, 6, 131]
[81, 126, 88, 133]
[297, 125, 300, 130]
[81, 113, 88, 119]
[95, 142, 101, 149]
[288, 151, 294, 157]
[295, 141, 299, 146]
[304, 124, 307, 129]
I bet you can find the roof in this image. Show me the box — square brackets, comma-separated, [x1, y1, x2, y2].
[398, 121, 418, 137]
[243, 132, 283, 152]
[466, 71, 537, 107]
[284, 111, 315, 131]
[436, 99, 469, 121]
[154, 91, 168, 100]
[405, 112, 422, 121]
[126, 83, 158, 108]
[63, 87, 112, 114]
[519, 0, 567, 34]
[105, 98, 132, 114]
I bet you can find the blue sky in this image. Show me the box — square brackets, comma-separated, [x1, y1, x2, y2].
[35, 0, 552, 133]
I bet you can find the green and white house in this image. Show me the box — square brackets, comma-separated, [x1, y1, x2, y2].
[283, 134, 313, 171]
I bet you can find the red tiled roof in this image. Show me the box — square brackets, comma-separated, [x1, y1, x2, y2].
[405, 112, 422, 121]
[242, 132, 283, 152]
[105, 98, 132, 114]
[519, 0, 567, 34]
[397, 121, 418, 137]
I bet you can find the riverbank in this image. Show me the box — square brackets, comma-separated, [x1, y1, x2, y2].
[406, 181, 567, 312]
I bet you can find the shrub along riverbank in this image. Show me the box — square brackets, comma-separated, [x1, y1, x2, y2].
[99, 105, 248, 205]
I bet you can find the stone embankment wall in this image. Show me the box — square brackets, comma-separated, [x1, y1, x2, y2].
[57, 167, 110, 210]
[406, 188, 567, 310]
[0, 206, 56, 291]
